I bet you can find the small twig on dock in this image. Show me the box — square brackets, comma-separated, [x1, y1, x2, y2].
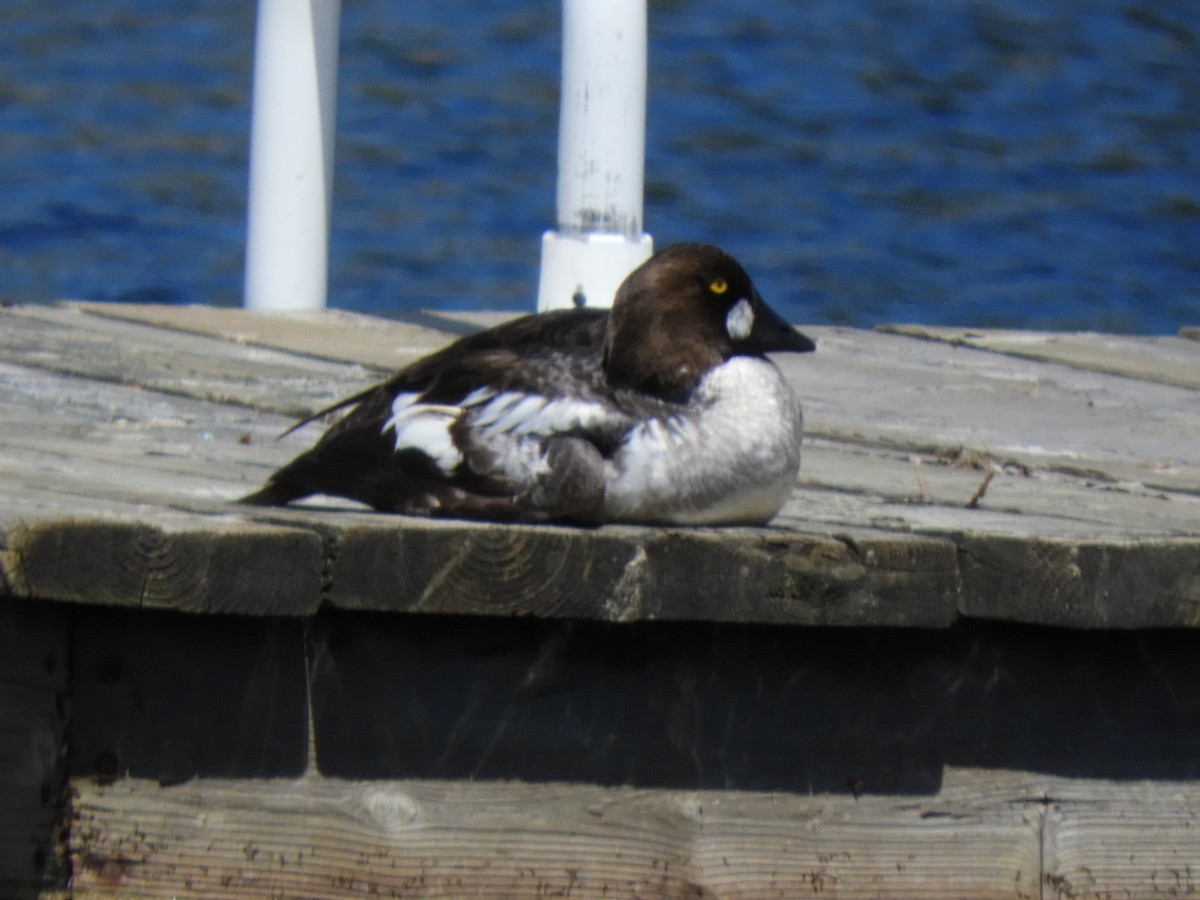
[910, 456, 931, 503]
[965, 466, 998, 509]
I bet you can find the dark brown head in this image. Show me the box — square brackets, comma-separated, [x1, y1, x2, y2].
[601, 243, 815, 401]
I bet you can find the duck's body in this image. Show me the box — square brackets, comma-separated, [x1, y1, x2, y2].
[241, 243, 815, 525]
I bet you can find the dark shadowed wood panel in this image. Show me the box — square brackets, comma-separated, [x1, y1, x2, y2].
[309, 614, 1200, 792]
[0, 603, 68, 898]
[69, 607, 310, 783]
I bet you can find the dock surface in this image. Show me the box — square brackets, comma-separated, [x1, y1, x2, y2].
[3, 301, 1200, 898]
[2, 301, 1197, 628]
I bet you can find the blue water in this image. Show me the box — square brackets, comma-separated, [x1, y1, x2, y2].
[1, 1, 1197, 332]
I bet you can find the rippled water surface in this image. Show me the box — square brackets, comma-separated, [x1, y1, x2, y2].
[1, 1, 1197, 331]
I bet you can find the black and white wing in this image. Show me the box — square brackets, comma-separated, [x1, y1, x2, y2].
[241, 309, 647, 520]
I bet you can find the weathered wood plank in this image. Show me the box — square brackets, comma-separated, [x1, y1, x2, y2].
[779, 328, 1200, 496]
[68, 767, 1200, 898]
[957, 535, 1200, 627]
[0, 603, 68, 897]
[67, 771, 1045, 899]
[794, 439, 1200, 538]
[317, 517, 961, 626]
[67, 300, 493, 370]
[878, 323, 1200, 391]
[1043, 779, 1200, 898]
[0, 304, 378, 419]
[0, 358, 327, 614]
[4, 517, 324, 615]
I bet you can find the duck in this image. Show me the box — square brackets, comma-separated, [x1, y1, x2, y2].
[240, 243, 816, 525]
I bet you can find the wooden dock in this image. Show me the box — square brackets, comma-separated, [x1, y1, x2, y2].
[2, 300, 1199, 897]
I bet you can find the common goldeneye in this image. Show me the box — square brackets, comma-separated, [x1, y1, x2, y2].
[241, 243, 816, 525]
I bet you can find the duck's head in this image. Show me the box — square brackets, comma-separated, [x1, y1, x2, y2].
[602, 243, 815, 400]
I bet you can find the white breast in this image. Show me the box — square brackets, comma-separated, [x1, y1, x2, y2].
[601, 356, 803, 525]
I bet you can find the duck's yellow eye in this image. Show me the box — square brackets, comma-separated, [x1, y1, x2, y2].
[709, 278, 728, 295]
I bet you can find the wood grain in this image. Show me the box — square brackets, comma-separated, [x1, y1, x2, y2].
[6, 518, 324, 615]
[1044, 782, 1200, 898]
[67, 300, 496, 370]
[68, 768, 1200, 898]
[0, 304, 378, 419]
[323, 520, 961, 625]
[957, 535, 1200, 627]
[68, 770, 1049, 899]
[877, 323, 1200, 391]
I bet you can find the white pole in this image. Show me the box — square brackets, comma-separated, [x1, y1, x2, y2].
[537, 0, 653, 311]
[244, 0, 342, 311]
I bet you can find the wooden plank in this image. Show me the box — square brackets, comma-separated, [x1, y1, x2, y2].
[4, 517, 324, 615]
[318, 516, 961, 626]
[45, 604, 1197, 794]
[67, 767, 1200, 898]
[13, 306, 1200, 503]
[69, 606, 309, 783]
[0, 359, 325, 615]
[878, 323, 1200, 391]
[779, 328, 1200, 496]
[67, 770, 1044, 899]
[1043, 779, 1200, 898]
[304, 613, 1200, 789]
[0, 353, 300, 503]
[0, 604, 68, 896]
[3, 344, 1196, 626]
[957, 535, 1200, 627]
[67, 300, 498, 371]
[0, 304, 377, 419]
[67, 769, 1200, 898]
[794, 439, 1200, 538]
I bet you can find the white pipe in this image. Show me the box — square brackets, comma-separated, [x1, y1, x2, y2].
[537, 0, 653, 311]
[244, 0, 342, 311]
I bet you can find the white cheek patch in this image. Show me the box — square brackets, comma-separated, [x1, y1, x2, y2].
[725, 298, 755, 342]
[382, 392, 463, 473]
